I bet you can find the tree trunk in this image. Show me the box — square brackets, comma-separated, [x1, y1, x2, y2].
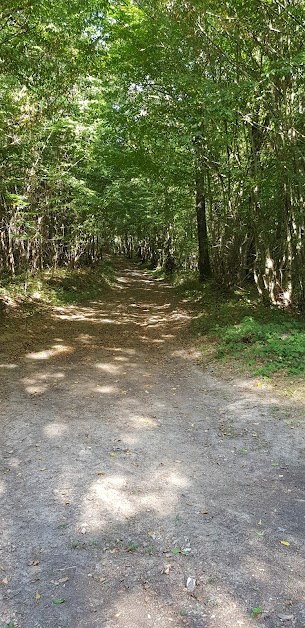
[196, 169, 211, 281]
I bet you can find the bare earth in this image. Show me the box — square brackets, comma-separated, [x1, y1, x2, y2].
[0, 260, 305, 628]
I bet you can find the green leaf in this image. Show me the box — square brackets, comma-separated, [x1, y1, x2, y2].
[126, 542, 138, 552]
[52, 599, 65, 604]
[251, 606, 263, 618]
[170, 546, 181, 555]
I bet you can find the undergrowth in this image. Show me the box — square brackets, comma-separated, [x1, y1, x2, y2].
[0, 260, 115, 312]
[173, 272, 305, 377]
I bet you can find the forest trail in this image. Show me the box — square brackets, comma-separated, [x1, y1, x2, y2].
[1, 260, 305, 628]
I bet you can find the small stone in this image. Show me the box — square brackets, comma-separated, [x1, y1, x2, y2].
[162, 563, 172, 575]
[185, 576, 196, 592]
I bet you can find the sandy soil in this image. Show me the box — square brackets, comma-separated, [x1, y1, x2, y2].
[0, 260, 305, 628]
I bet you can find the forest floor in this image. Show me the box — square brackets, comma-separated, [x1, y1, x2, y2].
[0, 258, 305, 628]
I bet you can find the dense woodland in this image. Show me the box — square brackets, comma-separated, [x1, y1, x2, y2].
[1, 1, 305, 307]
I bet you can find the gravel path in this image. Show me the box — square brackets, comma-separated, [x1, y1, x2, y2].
[0, 260, 305, 628]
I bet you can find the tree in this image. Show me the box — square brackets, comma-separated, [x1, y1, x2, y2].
[2, 0, 305, 309]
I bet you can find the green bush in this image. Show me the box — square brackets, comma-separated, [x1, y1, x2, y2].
[218, 316, 305, 375]
[174, 272, 305, 377]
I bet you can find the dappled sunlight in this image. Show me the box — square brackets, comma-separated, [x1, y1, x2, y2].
[27, 372, 64, 381]
[55, 311, 116, 323]
[153, 303, 172, 310]
[76, 333, 95, 344]
[116, 276, 130, 284]
[81, 475, 135, 527]
[206, 593, 253, 627]
[138, 489, 184, 516]
[22, 371, 65, 395]
[3, 260, 304, 627]
[128, 414, 160, 430]
[171, 311, 191, 321]
[90, 584, 253, 628]
[171, 348, 201, 360]
[43, 279, 191, 358]
[53, 483, 75, 506]
[94, 384, 119, 394]
[145, 315, 169, 325]
[140, 336, 165, 344]
[91, 476, 135, 521]
[109, 347, 137, 356]
[164, 470, 189, 488]
[44, 422, 69, 438]
[26, 344, 73, 361]
[95, 362, 122, 375]
[118, 433, 138, 446]
[24, 382, 48, 395]
[101, 591, 153, 628]
[53, 304, 116, 323]
[80, 467, 187, 529]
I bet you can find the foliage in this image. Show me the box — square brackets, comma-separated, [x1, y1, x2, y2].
[251, 606, 263, 619]
[219, 317, 305, 376]
[177, 274, 305, 376]
[0, 261, 115, 309]
[2, 0, 305, 311]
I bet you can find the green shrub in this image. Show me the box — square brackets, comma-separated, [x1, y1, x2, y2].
[218, 316, 305, 375]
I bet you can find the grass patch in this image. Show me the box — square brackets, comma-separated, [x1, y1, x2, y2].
[0, 260, 115, 312]
[218, 316, 305, 376]
[174, 272, 305, 377]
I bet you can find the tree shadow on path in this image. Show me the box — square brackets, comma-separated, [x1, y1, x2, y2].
[0, 259, 305, 628]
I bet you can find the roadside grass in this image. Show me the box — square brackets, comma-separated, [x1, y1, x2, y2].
[0, 260, 115, 314]
[172, 272, 305, 380]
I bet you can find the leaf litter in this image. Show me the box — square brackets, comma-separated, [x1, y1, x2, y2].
[1, 260, 305, 627]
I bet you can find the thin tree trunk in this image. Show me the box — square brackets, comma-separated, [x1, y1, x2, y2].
[196, 169, 211, 281]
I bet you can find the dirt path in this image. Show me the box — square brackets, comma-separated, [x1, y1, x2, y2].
[0, 260, 305, 628]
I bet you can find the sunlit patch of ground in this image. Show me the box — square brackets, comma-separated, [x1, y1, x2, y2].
[0, 259, 305, 628]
